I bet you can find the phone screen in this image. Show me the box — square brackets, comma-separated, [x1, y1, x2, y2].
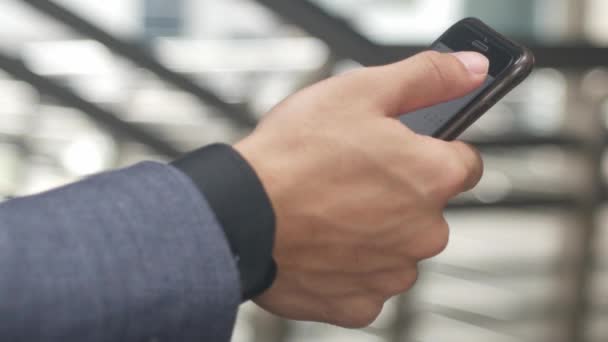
[399, 42, 496, 136]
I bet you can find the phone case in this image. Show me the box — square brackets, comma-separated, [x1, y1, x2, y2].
[432, 17, 535, 140]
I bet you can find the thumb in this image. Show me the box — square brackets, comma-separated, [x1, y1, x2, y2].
[361, 51, 489, 116]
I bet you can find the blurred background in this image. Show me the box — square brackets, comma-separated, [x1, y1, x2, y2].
[2, 0, 608, 341]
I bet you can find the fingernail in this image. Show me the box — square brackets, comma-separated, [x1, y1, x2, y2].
[451, 52, 489, 75]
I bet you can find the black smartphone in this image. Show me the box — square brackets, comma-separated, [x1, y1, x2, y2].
[400, 17, 535, 140]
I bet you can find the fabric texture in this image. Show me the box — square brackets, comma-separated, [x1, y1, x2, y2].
[0, 162, 240, 342]
[172, 144, 277, 301]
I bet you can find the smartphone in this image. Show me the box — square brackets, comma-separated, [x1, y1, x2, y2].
[400, 17, 535, 140]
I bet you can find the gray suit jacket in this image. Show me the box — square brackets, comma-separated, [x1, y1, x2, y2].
[0, 162, 241, 342]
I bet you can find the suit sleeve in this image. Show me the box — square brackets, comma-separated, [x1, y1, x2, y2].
[0, 162, 241, 342]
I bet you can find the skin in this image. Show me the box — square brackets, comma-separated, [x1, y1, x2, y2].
[235, 50, 489, 328]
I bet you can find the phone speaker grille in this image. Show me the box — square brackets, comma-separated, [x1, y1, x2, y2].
[472, 40, 489, 52]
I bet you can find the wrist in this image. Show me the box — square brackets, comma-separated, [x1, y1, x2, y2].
[234, 135, 290, 224]
[171, 143, 277, 300]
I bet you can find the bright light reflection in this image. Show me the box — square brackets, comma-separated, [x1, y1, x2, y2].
[61, 134, 115, 176]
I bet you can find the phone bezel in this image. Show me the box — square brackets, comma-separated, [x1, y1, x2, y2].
[429, 17, 535, 140]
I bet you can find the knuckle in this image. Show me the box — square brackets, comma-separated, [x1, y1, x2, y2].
[425, 151, 467, 200]
[410, 218, 450, 259]
[466, 145, 484, 188]
[448, 157, 470, 189]
[418, 138, 472, 199]
[392, 50, 482, 115]
[378, 269, 419, 296]
[439, 154, 470, 196]
[415, 50, 477, 99]
[428, 219, 451, 256]
[332, 298, 384, 328]
[417, 51, 452, 93]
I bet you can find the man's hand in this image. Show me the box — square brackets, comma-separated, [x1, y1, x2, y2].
[235, 51, 488, 328]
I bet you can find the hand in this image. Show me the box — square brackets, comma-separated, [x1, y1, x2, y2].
[235, 51, 488, 328]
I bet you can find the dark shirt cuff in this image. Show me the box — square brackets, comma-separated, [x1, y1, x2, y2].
[171, 144, 276, 301]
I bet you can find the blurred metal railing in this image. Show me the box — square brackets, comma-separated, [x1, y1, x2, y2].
[256, 0, 608, 69]
[0, 52, 182, 158]
[18, 0, 258, 130]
